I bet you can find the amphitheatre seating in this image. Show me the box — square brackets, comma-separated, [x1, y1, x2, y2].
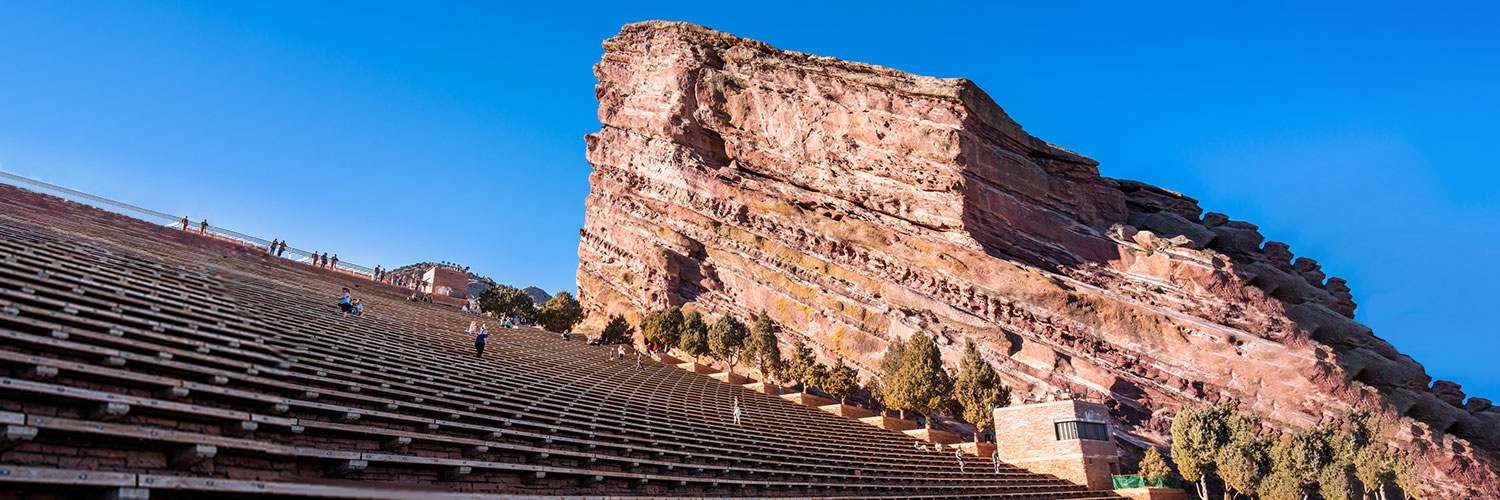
[0, 184, 1119, 499]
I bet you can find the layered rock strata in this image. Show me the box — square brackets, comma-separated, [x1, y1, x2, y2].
[577, 21, 1497, 498]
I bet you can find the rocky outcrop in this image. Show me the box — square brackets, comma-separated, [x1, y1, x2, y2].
[576, 21, 1497, 498]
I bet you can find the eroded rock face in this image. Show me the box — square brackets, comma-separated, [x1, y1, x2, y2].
[577, 21, 1497, 498]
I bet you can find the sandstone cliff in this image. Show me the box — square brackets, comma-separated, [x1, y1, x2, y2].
[576, 21, 1498, 498]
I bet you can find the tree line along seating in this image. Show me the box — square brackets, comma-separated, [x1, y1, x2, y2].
[0, 185, 1121, 499]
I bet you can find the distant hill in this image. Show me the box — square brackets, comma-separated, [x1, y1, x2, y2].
[384, 262, 548, 303]
[521, 286, 552, 304]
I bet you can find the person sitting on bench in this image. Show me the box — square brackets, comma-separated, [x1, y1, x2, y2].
[338, 288, 354, 317]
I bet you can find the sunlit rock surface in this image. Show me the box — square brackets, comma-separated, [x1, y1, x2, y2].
[577, 20, 1497, 498]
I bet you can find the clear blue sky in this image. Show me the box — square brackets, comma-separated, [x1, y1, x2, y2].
[2, 2, 1495, 398]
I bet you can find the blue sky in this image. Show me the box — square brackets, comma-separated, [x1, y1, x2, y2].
[1, 2, 1495, 397]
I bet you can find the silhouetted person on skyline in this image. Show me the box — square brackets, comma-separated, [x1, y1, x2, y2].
[277, 240, 286, 256]
[330, 254, 338, 270]
[199, 219, 208, 234]
[269, 239, 277, 253]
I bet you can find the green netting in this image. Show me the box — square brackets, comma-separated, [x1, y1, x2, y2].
[1112, 475, 1181, 489]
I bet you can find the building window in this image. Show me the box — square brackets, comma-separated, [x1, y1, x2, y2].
[1054, 420, 1109, 441]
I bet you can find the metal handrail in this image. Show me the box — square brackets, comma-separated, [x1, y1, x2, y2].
[0, 170, 376, 277]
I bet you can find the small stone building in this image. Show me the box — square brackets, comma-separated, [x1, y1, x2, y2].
[422, 265, 469, 308]
[993, 399, 1120, 490]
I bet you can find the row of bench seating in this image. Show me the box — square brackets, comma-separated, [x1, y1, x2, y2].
[0, 185, 1120, 499]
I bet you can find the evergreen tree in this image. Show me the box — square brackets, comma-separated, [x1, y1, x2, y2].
[880, 340, 907, 379]
[952, 340, 1010, 443]
[1170, 403, 1232, 500]
[677, 310, 709, 362]
[1216, 409, 1268, 499]
[1137, 448, 1172, 487]
[1269, 426, 1336, 500]
[535, 292, 583, 333]
[1390, 454, 1419, 500]
[641, 306, 684, 349]
[887, 332, 952, 428]
[1353, 447, 1394, 500]
[1258, 470, 1304, 500]
[1320, 463, 1360, 500]
[823, 359, 859, 404]
[785, 340, 819, 391]
[867, 377, 886, 413]
[742, 312, 783, 383]
[600, 314, 634, 344]
[707, 314, 748, 367]
[806, 360, 829, 393]
[873, 340, 907, 417]
[477, 286, 535, 321]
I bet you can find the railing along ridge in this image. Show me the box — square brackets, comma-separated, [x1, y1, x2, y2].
[0, 170, 376, 277]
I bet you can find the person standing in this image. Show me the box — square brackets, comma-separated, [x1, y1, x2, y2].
[321, 254, 329, 268]
[732, 397, 742, 425]
[991, 448, 1001, 474]
[269, 239, 277, 253]
[955, 448, 964, 473]
[634, 351, 644, 372]
[180, 216, 189, 231]
[330, 254, 338, 270]
[199, 219, 208, 234]
[277, 240, 286, 256]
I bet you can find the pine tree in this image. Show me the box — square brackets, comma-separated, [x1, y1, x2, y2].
[641, 306, 684, 350]
[1353, 446, 1394, 500]
[823, 359, 859, 404]
[477, 286, 535, 321]
[1216, 409, 1268, 499]
[1170, 403, 1232, 500]
[1390, 454, 1419, 500]
[600, 314, 634, 344]
[806, 360, 829, 393]
[785, 340, 818, 391]
[952, 340, 1010, 443]
[707, 314, 747, 367]
[873, 340, 907, 417]
[535, 292, 583, 333]
[1269, 425, 1336, 500]
[742, 312, 783, 383]
[1137, 448, 1172, 487]
[888, 332, 952, 429]
[677, 310, 709, 362]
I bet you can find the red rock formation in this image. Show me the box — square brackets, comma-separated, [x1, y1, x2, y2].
[577, 21, 1498, 498]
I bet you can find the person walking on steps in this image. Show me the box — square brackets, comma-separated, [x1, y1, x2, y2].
[733, 397, 742, 425]
[330, 254, 338, 270]
[634, 351, 644, 372]
[955, 448, 965, 473]
[991, 448, 1001, 474]
[474, 324, 488, 358]
[321, 254, 329, 268]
